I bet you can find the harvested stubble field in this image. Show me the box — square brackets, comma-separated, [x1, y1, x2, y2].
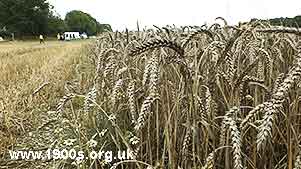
[1, 19, 301, 169]
[0, 40, 94, 166]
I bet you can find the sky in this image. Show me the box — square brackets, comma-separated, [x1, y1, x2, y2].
[48, 0, 301, 31]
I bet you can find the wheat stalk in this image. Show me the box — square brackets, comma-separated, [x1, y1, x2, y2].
[294, 146, 301, 169]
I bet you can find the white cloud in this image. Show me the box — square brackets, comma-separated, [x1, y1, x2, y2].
[48, 0, 301, 31]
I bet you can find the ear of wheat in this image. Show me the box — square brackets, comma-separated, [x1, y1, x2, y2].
[56, 93, 75, 113]
[127, 80, 137, 124]
[135, 54, 160, 131]
[129, 38, 184, 57]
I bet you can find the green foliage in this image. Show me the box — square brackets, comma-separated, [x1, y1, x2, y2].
[65, 10, 110, 36]
[0, 0, 50, 36]
[47, 12, 68, 35]
[268, 15, 301, 27]
[0, 1, 112, 38]
[99, 24, 112, 32]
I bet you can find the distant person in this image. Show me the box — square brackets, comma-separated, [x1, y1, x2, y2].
[39, 34, 45, 44]
[57, 33, 61, 41]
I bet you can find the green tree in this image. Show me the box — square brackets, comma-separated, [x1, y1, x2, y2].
[0, 0, 50, 36]
[65, 10, 96, 35]
[99, 24, 112, 32]
[65, 10, 111, 35]
[47, 12, 68, 35]
[0, 1, 112, 38]
[268, 15, 301, 28]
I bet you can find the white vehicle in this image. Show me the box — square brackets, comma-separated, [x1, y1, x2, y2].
[81, 32, 88, 39]
[64, 32, 80, 41]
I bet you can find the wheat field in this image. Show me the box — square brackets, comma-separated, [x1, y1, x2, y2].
[1, 19, 301, 169]
[0, 40, 93, 164]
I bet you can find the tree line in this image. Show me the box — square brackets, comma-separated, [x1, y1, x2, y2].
[0, 0, 112, 39]
[268, 15, 301, 27]
[250, 15, 301, 28]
